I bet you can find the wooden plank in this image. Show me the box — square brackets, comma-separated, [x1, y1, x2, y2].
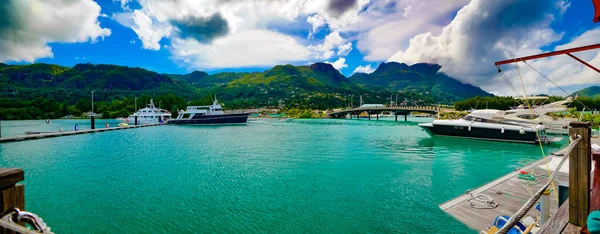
[539, 200, 570, 233]
[440, 158, 569, 231]
[0, 169, 23, 190]
[562, 223, 582, 234]
[569, 122, 591, 227]
[440, 158, 547, 210]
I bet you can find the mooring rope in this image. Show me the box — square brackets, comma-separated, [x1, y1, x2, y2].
[514, 60, 559, 202]
[495, 135, 582, 234]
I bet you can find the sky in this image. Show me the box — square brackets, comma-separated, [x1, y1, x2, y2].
[0, 0, 599, 95]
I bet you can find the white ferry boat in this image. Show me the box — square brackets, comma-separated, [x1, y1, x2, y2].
[116, 99, 171, 125]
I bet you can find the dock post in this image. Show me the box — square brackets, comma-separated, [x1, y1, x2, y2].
[91, 116, 95, 129]
[395, 113, 398, 122]
[404, 114, 407, 121]
[568, 121, 591, 227]
[376, 114, 379, 120]
[540, 189, 550, 225]
[368, 114, 370, 120]
[0, 168, 25, 217]
[135, 116, 138, 125]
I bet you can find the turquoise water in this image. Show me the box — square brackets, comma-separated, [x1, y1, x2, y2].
[0, 118, 565, 233]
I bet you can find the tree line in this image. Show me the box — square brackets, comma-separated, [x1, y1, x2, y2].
[0, 93, 213, 120]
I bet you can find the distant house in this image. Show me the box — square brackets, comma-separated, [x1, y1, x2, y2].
[82, 112, 102, 118]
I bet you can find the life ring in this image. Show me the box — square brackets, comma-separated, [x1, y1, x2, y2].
[74, 124, 79, 131]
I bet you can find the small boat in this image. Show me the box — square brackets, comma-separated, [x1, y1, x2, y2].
[418, 109, 560, 144]
[44, 119, 51, 124]
[168, 98, 249, 125]
[116, 99, 171, 125]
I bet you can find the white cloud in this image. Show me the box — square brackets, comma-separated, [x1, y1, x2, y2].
[353, 64, 375, 74]
[113, 0, 132, 11]
[0, 0, 111, 63]
[170, 30, 311, 69]
[113, 10, 171, 50]
[337, 42, 352, 56]
[310, 31, 350, 60]
[387, 0, 574, 95]
[353, 0, 471, 61]
[326, 57, 348, 71]
[307, 14, 327, 37]
[114, 0, 375, 70]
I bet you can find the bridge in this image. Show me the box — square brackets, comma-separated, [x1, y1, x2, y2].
[328, 105, 439, 121]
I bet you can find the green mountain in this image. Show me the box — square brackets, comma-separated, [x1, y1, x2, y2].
[0, 61, 491, 116]
[349, 62, 491, 103]
[572, 86, 600, 98]
[0, 63, 198, 102]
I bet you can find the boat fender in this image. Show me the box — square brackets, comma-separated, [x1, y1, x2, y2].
[501, 127, 505, 133]
[468, 125, 471, 131]
[74, 124, 79, 131]
[519, 129, 525, 135]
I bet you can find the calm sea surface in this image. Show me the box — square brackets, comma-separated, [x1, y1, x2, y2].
[0, 118, 565, 233]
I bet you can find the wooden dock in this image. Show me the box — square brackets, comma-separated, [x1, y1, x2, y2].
[0, 123, 161, 143]
[439, 157, 569, 232]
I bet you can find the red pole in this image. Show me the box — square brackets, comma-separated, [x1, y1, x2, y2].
[566, 53, 600, 73]
[495, 44, 600, 66]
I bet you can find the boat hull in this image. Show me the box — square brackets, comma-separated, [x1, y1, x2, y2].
[168, 113, 250, 125]
[418, 121, 543, 144]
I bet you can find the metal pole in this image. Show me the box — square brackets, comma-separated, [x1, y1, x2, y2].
[91, 91, 95, 114]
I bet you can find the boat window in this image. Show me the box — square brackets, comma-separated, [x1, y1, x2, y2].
[517, 114, 538, 119]
[182, 114, 191, 118]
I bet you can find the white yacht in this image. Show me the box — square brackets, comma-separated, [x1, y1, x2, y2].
[501, 97, 575, 135]
[419, 109, 559, 144]
[116, 99, 172, 125]
[169, 98, 249, 125]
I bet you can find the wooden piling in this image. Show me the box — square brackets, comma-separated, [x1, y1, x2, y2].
[404, 114, 407, 121]
[376, 114, 379, 120]
[0, 168, 25, 214]
[135, 116, 138, 125]
[90, 116, 95, 130]
[395, 113, 398, 122]
[568, 121, 591, 227]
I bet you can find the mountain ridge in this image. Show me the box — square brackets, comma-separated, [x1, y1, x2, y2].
[0, 62, 491, 108]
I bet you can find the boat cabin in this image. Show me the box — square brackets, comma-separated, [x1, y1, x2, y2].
[176, 99, 224, 120]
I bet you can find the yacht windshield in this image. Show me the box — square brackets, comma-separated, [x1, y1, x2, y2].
[462, 115, 473, 121]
